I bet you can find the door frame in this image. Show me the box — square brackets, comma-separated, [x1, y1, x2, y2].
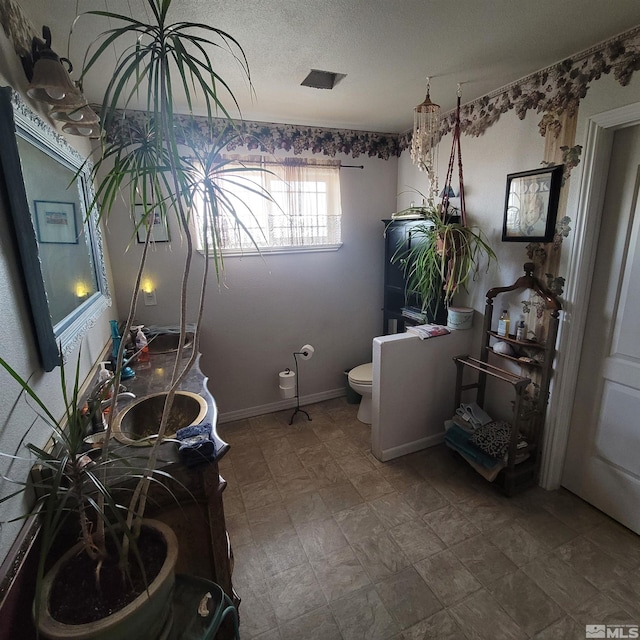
[540, 102, 640, 489]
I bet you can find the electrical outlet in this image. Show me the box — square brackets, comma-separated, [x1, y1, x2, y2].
[143, 290, 157, 306]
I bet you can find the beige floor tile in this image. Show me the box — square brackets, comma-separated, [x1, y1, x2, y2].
[368, 493, 418, 529]
[274, 469, 318, 497]
[350, 470, 395, 501]
[295, 516, 349, 561]
[388, 518, 446, 563]
[284, 490, 330, 525]
[268, 562, 327, 623]
[304, 458, 348, 487]
[226, 511, 254, 547]
[401, 610, 465, 640]
[448, 589, 524, 640]
[422, 504, 480, 547]
[234, 459, 273, 487]
[488, 570, 564, 636]
[236, 584, 278, 639]
[553, 536, 629, 589]
[246, 503, 293, 543]
[240, 478, 282, 511]
[521, 552, 598, 613]
[414, 549, 482, 607]
[515, 510, 579, 551]
[351, 531, 411, 581]
[330, 585, 399, 640]
[602, 570, 640, 618]
[335, 453, 377, 477]
[319, 481, 364, 513]
[584, 518, 640, 568]
[377, 461, 424, 491]
[279, 606, 342, 640]
[570, 591, 638, 627]
[260, 529, 308, 578]
[311, 545, 371, 602]
[532, 616, 585, 640]
[452, 535, 518, 586]
[540, 488, 612, 534]
[335, 503, 386, 544]
[400, 482, 448, 516]
[375, 567, 442, 630]
[487, 521, 546, 566]
[285, 428, 322, 453]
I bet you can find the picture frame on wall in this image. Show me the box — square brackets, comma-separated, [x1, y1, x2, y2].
[502, 165, 563, 242]
[133, 204, 170, 243]
[34, 200, 78, 244]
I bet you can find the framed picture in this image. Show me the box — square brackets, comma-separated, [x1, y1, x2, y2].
[133, 204, 170, 243]
[502, 165, 563, 242]
[33, 200, 78, 244]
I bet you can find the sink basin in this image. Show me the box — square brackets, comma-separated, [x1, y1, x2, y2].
[147, 332, 193, 354]
[113, 391, 208, 446]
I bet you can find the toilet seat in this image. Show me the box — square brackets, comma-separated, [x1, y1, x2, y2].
[348, 363, 373, 385]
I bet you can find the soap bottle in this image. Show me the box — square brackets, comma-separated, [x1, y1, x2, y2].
[515, 316, 526, 342]
[135, 327, 149, 362]
[497, 309, 510, 337]
[110, 319, 121, 360]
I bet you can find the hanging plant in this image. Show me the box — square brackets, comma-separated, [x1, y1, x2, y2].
[393, 87, 497, 320]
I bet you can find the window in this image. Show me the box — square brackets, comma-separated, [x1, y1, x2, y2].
[194, 157, 342, 255]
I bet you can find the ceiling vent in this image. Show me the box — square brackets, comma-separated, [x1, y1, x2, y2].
[301, 69, 346, 90]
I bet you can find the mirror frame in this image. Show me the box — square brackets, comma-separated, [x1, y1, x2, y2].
[0, 87, 111, 371]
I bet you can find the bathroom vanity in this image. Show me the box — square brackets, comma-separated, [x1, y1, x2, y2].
[0, 343, 237, 639]
[113, 346, 237, 607]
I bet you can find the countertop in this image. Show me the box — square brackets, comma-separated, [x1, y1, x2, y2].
[113, 344, 229, 462]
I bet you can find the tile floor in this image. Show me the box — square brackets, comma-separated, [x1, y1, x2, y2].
[217, 398, 640, 640]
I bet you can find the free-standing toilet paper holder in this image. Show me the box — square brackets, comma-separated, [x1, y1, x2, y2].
[289, 344, 314, 425]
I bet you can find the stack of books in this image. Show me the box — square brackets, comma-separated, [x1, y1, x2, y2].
[401, 306, 427, 323]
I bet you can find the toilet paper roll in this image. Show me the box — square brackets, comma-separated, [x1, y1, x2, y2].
[299, 344, 314, 360]
[279, 385, 296, 399]
[279, 370, 296, 389]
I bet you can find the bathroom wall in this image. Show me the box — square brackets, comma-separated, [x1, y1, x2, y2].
[0, 29, 116, 564]
[104, 149, 398, 418]
[396, 65, 640, 460]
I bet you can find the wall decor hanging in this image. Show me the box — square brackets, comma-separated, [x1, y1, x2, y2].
[502, 166, 563, 243]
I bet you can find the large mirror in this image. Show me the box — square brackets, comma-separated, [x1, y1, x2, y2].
[0, 87, 110, 371]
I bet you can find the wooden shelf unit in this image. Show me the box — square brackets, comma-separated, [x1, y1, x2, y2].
[452, 263, 561, 495]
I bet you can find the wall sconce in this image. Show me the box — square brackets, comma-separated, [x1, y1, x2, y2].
[141, 279, 154, 295]
[141, 279, 157, 306]
[22, 26, 101, 138]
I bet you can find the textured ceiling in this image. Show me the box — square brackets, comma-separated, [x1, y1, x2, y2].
[17, 0, 640, 133]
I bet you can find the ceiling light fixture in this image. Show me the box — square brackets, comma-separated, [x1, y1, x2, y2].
[410, 77, 441, 204]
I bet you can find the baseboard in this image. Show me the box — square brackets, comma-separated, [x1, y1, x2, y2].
[218, 388, 346, 424]
[376, 432, 445, 462]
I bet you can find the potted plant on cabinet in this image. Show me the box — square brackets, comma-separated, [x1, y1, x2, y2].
[0, 0, 268, 636]
[394, 200, 497, 320]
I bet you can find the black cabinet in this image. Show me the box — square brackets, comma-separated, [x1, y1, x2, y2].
[382, 218, 447, 334]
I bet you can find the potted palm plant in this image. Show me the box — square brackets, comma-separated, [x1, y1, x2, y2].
[1, 0, 269, 636]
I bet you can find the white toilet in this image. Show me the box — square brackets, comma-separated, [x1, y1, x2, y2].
[348, 363, 373, 424]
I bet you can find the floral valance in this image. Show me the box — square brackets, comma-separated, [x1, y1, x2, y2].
[106, 109, 400, 160]
[105, 25, 640, 160]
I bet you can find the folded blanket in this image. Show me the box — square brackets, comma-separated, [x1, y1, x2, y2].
[406, 324, 450, 340]
[175, 423, 216, 467]
[455, 402, 493, 430]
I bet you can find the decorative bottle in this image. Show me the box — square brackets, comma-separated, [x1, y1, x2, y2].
[497, 309, 510, 337]
[516, 317, 526, 342]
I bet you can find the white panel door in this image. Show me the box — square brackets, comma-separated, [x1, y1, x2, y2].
[562, 124, 640, 533]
